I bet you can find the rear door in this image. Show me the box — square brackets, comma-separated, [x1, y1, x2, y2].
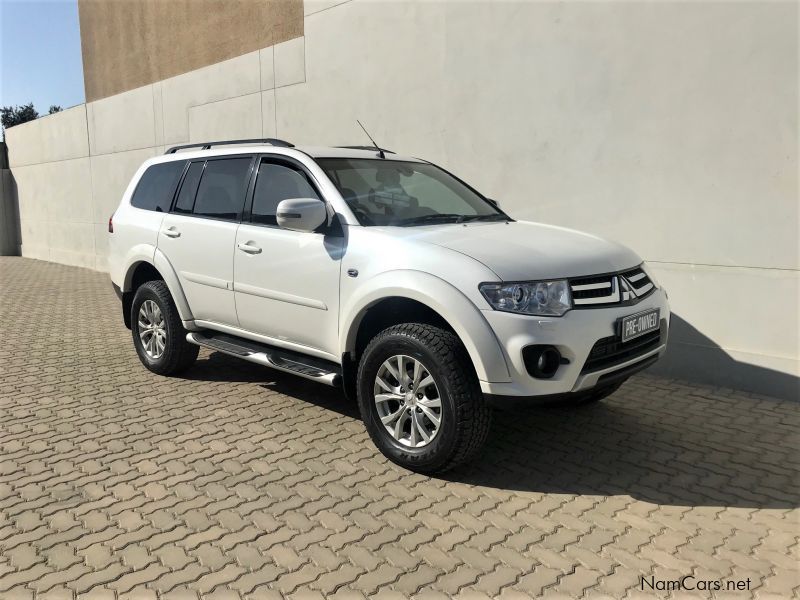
[158, 155, 255, 325]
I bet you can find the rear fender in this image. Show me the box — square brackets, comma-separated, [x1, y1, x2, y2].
[152, 248, 193, 322]
[121, 246, 193, 322]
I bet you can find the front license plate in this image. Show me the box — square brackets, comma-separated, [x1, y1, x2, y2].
[620, 308, 660, 343]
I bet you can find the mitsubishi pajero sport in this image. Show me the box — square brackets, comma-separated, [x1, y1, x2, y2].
[109, 138, 669, 473]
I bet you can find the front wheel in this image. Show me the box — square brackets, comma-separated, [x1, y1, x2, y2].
[356, 323, 491, 474]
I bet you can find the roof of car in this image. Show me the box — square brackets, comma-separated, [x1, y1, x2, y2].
[300, 146, 422, 162]
[151, 142, 424, 164]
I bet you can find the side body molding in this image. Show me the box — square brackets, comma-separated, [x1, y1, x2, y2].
[339, 270, 511, 384]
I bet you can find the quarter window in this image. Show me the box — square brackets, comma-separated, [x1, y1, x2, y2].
[192, 158, 253, 221]
[130, 161, 185, 212]
[251, 161, 320, 226]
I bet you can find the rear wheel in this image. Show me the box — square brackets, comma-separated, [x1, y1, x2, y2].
[131, 280, 198, 375]
[356, 323, 491, 473]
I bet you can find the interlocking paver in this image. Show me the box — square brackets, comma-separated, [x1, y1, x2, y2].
[0, 256, 798, 599]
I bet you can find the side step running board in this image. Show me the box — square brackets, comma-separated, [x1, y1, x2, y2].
[186, 332, 342, 387]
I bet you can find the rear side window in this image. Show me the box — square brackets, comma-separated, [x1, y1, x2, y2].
[251, 161, 320, 226]
[130, 161, 185, 212]
[193, 158, 253, 221]
[173, 162, 204, 214]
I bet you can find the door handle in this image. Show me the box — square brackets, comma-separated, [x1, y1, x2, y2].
[237, 242, 262, 255]
[162, 227, 181, 238]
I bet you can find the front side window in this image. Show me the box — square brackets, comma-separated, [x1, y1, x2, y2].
[251, 161, 320, 226]
[192, 158, 253, 221]
[130, 161, 186, 212]
[316, 158, 507, 226]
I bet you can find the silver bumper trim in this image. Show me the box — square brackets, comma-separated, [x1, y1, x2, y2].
[571, 343, 667, 392]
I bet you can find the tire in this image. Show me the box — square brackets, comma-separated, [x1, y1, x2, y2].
[131, 280, 199, 375]
[573, 380, 625, 406]
[356, 323, 491, 474]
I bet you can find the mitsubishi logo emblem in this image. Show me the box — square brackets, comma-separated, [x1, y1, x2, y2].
[619, 276, 637, 301]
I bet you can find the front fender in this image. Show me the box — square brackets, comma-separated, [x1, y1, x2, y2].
[340, 270, 511, 383]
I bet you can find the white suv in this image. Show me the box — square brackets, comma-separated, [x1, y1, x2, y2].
[109, 139, 669, 472]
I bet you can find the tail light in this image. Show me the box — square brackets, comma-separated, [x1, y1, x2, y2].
[108, 213, 114, 233]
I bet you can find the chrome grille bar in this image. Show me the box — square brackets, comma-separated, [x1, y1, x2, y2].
[569, 266, 654, 307]
[571, 281, 612, 291]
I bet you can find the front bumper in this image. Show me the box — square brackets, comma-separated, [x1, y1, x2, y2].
[479, 288, 670, 397]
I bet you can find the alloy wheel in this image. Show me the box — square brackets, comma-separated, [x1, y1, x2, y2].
[374, 354, 442, 447]
[138, 299, 166, 359]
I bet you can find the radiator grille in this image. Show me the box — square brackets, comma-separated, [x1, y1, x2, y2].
[570, 266, 654, 307]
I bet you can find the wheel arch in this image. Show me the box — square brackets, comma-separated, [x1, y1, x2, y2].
[340, 271, 511, 384]
[121, 261, 161, 328]
[121, 250, 193, 327]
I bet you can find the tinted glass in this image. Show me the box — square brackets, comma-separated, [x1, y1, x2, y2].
[317, 159, 504, 227]
[173, 162, 204, 214]
[130, 161, 185, 212]
[193, 158, 252, 220]
[251, 161, 320, 225]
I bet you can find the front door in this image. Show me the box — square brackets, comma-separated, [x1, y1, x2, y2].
[233, 157, 344, 358]
[158, 155, 255, 325]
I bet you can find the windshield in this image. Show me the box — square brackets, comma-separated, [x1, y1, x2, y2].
[316, 158, 508, 226]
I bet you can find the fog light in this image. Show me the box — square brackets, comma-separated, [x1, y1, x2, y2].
[522, 345, 562, 379]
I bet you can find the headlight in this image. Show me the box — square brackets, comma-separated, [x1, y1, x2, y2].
[479, 280, 572, 316]
[641, 262, 660, 288]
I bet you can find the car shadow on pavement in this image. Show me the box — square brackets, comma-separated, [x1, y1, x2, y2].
[444, 392, 799, 510]
[183, 351, 361, 418]
[184, 352, 798, 510]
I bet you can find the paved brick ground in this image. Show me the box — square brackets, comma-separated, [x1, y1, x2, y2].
[0, 256, 797, 600]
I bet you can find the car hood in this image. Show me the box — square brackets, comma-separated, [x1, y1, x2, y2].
[376, 220, 642, 281]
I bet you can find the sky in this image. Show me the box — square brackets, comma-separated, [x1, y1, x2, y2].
[1, 0, 84, 114]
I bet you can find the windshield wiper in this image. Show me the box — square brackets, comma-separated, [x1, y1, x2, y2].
[470, 213, 512, 222]
[395, 212, 511, 227]
[451, 213, 512, 224]
[395, 213, 464, 226]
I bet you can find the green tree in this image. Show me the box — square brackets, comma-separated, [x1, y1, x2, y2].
[48, 105, 62, 114]
[1, 103, 39, 130]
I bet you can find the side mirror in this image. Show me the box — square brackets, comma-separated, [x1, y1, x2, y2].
[486, 198, 500, 208]
[276, 198, 328, 232]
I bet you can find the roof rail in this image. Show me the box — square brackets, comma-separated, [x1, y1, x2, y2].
[165, 138, 294, 154]
[337, 145, 395, 154]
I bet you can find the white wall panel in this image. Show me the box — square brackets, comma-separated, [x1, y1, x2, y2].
[262, 91, 277, 138]
[260, 46, 275, 90]
[18, 219, 50, 261]
[274, 37, 306, 87]
[6, 105, 89, 167]
[188, 93, 263, 143]
[87, 85, 157, 155]
[161, 51, 261, 144]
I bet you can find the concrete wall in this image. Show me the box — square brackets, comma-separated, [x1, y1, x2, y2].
[5, 0, 798, 399]
[0, 168, 19, 256]
[78, 0, 304, 102]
